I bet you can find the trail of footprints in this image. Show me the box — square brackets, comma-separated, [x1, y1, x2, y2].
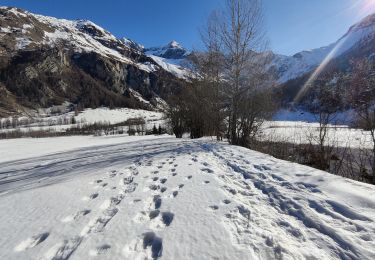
[127, 155, 183, 259]
[14, 165, 139, 259]
[13, 151, 217, 260]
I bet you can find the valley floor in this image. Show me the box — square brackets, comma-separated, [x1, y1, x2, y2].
[0, 135, 375, 259]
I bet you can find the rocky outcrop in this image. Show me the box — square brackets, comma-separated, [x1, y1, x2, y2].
[0, 7, 184, 116]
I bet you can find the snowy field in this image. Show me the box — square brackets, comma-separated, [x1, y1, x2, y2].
[0, 135, 375, 259]
[2, 107, 373, 151]
[0, 107, 165, 133]
[261, 121, 374, 149]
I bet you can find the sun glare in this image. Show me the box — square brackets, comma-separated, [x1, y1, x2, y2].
[361, 0, 375, 15]
[293, 0, 375, 103]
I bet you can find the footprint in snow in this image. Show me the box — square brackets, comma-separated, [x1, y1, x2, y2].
[187, 175, 192, 180]
[172, 173, 177, 177]
[204, 181, 210, 184]
[160, 178, 167, 184]
[153, 177, 159, 182]
[90, 193, 99, 200]
[223, 199, 231, 205]
[201, 168, 214, 173]
[172, 191, 178, 198]
[178, 184, 184, 189]
[149, 184, 160, 191]
[209, 205, 219, 210]
[160, 187, 167, 193]
[142, 232, 163, 259]
[153, 195, 162, 209]
[149, 210, 160, 220]
[62, 209, 91, 223]
[89, 244, 111, 256]
[161, 212, 174, 226]
[83, 193, 99, 201]
[14, 232, 49, 252]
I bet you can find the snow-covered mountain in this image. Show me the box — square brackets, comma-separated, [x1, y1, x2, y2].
[269, 13, 375, 83]
[145, 40, 189, 60]
[0, 7, 187, 116]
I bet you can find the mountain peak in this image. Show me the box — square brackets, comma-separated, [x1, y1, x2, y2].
[167, 40, 182, 49]
[145, 41, 189, 60]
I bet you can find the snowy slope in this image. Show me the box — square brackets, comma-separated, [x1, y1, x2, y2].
[0, 6, 186, 78]
[145, 41, 189, 60]
[0, 136, 374, 259]
[145, 41, 191, 79]
[270, 13, 375, 83]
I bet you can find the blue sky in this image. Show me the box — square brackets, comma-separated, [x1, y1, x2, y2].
[2, 0, 375, 55]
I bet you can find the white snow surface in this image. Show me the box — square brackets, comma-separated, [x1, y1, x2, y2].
[261, 120, 375, 149]
[147, 55, 190, 79]
[75, 107, 164, 126]
[0, 135, 374, 260]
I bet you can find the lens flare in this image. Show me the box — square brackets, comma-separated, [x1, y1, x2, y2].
[293, 0, 375, 103]
[293, 36, 349, 103]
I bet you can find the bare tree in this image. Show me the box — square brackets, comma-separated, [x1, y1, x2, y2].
[165, 92, 188, 138]
[189, 10, 226, 140]
[349, 58, 375, 183]
[218, 0, 274, 146]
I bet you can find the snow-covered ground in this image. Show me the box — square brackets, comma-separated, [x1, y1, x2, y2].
[261, 121, 374, 149]
[0, 107, 165, 134]
[0, 135, 374, 259]
[75, 108, 164, 126]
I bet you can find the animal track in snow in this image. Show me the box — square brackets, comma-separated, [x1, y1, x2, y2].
[14, 232, 49, 252]
[160, 178, 167, 184]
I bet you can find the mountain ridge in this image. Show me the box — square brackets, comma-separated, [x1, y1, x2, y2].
[2, 6, 375, 116]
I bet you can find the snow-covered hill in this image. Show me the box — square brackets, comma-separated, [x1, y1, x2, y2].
[0, 136, 374, 259]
